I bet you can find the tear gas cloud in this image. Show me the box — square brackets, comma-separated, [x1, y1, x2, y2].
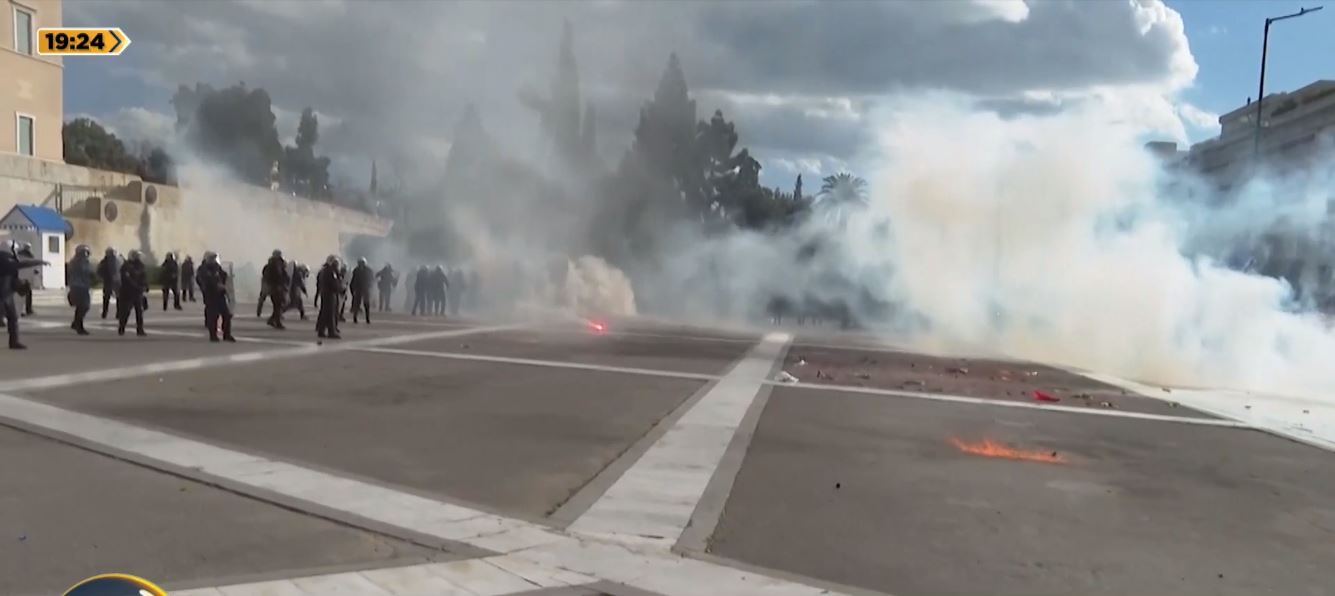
[636, 93, 1335, 400]
[350, 89, 1335, 401]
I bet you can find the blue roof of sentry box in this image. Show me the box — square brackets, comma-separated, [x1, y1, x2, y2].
[7, 204, 70, 233]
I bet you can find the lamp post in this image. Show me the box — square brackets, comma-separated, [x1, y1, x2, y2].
[1253, 6, 1323, 161]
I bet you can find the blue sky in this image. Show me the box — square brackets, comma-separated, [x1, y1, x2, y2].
[1171, 0, 1333, 132]
[60, 1, 1335, 190]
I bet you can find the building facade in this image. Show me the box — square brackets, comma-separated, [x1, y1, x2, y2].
[1184, 80, 1335, 192]
[1, 0, 62, 163]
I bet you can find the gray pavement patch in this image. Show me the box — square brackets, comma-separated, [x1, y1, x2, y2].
[398, 328, 756, 375]
[363, 347, 721, 382]
[710, 387, 1335, 596]
[781, 344, 1204, 417]
[21, 352, 704, 519]
[0, 426, 449, 596]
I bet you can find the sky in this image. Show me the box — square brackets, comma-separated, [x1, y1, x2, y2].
[60, 0, 1334, 192]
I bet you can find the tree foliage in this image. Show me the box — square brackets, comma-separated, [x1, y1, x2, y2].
[280, 108, 332, 198]
[172, 82, 283, 187]
[815, 172, 869, 226]
[171, 83, 332, 199]
[520, 20, 597, 175]
[601, 52, 812, 248]
[63, 118, 175, 184]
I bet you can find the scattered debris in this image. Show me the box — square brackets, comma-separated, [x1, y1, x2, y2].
[1025, 371, 1039, 377]
[461, 343, 471, 350]
[1303, 409, 1310, 414]
[1071, 393, 1093, 400]
[816, 370, 834, 381]
[903, 379, 926, 387]
[797, 358, 807, 366]
[1033, 390, 1060, 403]
[18, 534, 25, 542]
[1170, 402, 1179, 408]
[946, 366, 969, 375]
[854, 372, 871, 380]
[1162, 387, 1173, 393]
[1099, 401, 1116, 409]
[1244, 405, 1252, 410]
[835, 482, 842, 490]
[775, 371, 800, 384]
[910, 362, 916, 368]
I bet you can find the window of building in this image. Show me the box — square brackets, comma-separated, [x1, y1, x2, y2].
[48, 235, 59, 254]
[14, 6, 34, 55]
[17, 114, 35, 156]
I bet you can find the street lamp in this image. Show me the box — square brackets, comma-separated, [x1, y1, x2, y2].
[1253, 6, 1323, 161]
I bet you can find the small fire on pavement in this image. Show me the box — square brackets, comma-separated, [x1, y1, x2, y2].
[949, 437, 1066, 464]
[586, 319, 608, 334]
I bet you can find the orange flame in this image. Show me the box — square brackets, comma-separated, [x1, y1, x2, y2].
[950, 437, 1066, 464]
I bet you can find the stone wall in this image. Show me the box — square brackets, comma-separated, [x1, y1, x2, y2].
[2, 154, 393, 292]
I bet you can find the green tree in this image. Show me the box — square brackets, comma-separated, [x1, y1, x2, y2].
[62, 118, 140, 174]
[816, 172, 869, 226]
[520, 21, 596, 174]
[172, 82, 284, 187]
[280, 107, 332, 198]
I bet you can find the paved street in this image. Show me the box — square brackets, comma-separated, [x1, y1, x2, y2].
[1, 301, 1332, 595]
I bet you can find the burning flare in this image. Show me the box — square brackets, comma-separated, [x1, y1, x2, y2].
[949, 437, 1066, 464]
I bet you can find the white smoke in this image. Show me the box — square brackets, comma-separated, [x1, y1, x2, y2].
[846, 93, 1335, 399]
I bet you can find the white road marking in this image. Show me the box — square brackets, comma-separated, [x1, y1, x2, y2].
[568, 332, 791, 546]
[1072, 370, 1335, 452]
[0, 325, 516, 392]
[364, 346, 721, 381]
[771, 380, 1252, 428]
[173, 555, 593, 596]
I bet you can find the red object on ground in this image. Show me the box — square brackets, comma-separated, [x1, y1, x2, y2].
[1033, 390, 1060, 403]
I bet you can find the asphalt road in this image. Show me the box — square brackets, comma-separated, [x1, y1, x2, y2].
[711, 386, 1335, 596]
[2, 304, 1331, 595]
[0, 426, 445, 596]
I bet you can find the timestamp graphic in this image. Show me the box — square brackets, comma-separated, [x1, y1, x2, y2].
[36, 27, 131, 56]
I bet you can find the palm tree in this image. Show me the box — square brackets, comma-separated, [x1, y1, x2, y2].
[815, 172, 869, 226]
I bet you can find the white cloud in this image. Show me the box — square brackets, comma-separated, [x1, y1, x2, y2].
[89, 107, 175, 145]
[66, 0, 1200, 189]
[969, 0, 1031, 24]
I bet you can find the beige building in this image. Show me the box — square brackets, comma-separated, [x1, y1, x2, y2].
[1, 0, 62, 163]
[1185, 80, 1335, 191]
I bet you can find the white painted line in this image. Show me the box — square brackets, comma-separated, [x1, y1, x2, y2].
[1072, 370, 1335, 452]
[175, 555, 597, 596]
[364, 346, 722, 381]
[770, 380, 1252, 428]
[568, 332, 792, 546]
[515, 539, 835, 596]
[0, 325, 517, 393]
